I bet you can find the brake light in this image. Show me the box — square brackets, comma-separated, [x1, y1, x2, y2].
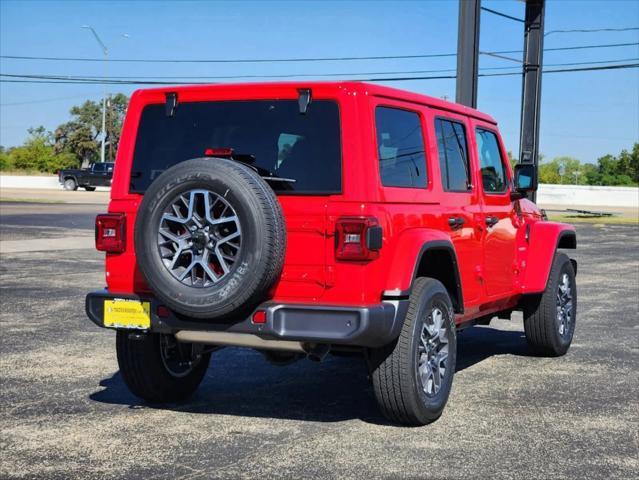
[335, 216, 382, 261]
[95, 213, 126, 253]
[204, 147, 234, 157]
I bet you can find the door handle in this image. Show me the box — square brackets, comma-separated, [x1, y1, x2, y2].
[485, 216, 499, 227]
[448, 217, 465, 229]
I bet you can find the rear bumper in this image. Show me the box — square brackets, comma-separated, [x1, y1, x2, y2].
[85, 290, 408, 348]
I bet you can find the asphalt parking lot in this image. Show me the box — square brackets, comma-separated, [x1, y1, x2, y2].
[0, 200, 637, 479]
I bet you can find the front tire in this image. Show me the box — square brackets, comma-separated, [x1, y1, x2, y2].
[63, 178, 77, 191]
[116, 332, 211, 403]
[370, 278, 457, 426]
[524, 252, 577, 356]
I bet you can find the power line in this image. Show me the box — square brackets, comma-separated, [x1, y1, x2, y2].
[1, 42, 637, 64]
[0, 93, 99, 107]
[365, 63, 639, 82]
[479, 51, 522, 64]
[1, 62, 637, 85]
[480, 6, 524, 23]
[3, 57, 635, 83]
[545, 26, 639, 37]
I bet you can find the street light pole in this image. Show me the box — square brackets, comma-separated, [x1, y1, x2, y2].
[81, 25, 108, 164]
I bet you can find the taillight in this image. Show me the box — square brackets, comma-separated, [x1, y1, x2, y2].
[335, 216, 382, 261]
[95, 213, 126, 253]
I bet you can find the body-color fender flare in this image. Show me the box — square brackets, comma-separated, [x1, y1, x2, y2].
[520, 221, 576, 294]
[382, 229, 463, 312]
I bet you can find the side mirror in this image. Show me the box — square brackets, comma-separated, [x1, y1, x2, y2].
[511, 163, 537, 200]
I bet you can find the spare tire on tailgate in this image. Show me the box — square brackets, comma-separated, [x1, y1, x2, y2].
[134, 157, 286, 319]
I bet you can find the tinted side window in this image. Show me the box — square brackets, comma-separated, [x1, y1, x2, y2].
[476, 128, 507, 193]
[375, 107, 427, 188]
[93, 163, 105, 173]
[435, 119, 470, 191]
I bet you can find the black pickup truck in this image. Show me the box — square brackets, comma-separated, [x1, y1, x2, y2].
[58, 162, 114, 191]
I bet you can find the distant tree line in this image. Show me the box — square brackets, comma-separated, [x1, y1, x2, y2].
[508, 145, 638, 187]
[0, 93, 637, 187]
[538, 145, 638, 186]
[0, 93, 128, 173]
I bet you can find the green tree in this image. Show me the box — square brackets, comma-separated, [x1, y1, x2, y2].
[8, 127, 77, 173]
[588, 144, 639, 186]
[105, 93, 128, 162]
[54, 93, 129, 166]
[54, 121, 98, 166]
[539, 156, 582, 184]
[0, 145, 13, 170]
[9, 127, 54, 171]
[507, 151, 517, 170]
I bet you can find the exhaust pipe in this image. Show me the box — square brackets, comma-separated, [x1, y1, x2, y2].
[302, 343, 330, 362]
[175, 330, 305, 353]
[175, 331, 331, 361]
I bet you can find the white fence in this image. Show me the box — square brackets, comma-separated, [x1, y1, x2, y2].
[0, 176, 637, 208]
[537, 184, 638, 208]
[1, 175, 60, 189]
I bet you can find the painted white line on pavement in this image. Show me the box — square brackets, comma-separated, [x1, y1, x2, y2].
[0, 236, 95, 253]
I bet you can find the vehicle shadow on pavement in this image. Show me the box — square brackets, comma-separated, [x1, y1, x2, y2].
[455, 325, 530, 372]
[90, 326, 531, 424]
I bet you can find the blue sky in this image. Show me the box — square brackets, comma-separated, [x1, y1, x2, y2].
[1, 0, 638, 163]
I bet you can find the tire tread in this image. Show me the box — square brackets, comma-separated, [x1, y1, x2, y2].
[524, 252, 576, 357]
[371, 277, 456, 425]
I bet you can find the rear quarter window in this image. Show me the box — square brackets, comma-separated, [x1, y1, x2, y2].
[375, 106, 427, 188]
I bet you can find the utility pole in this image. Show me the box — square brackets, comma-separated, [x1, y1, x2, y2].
[455, 0, 481, 108]
[518, 0, 546, 202]
[81, 26, 108, 164]
[455, 0, 546, 202]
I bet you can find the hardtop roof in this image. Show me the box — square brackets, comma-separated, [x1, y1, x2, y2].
[134, 81, 497, 125]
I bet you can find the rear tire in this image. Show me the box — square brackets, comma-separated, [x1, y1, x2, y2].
[370, 278, 457, 426]
[523, 252, 577, 356]
[116, 331, 211, 403]
[84, 186, 96, 191]
[63, 178, 77, 191]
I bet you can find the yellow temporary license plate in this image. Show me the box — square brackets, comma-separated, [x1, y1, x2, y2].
[104, 299, 151, 330]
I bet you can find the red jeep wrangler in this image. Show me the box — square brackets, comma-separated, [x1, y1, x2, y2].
[86, 82, 577, 425]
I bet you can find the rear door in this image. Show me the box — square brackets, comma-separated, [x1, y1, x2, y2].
[431, 113, 484, 306]
[472, 125, 518, 297]
[128, 95, 343, 300]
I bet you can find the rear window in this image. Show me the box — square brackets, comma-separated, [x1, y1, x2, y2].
[130, 100, 341, 194]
